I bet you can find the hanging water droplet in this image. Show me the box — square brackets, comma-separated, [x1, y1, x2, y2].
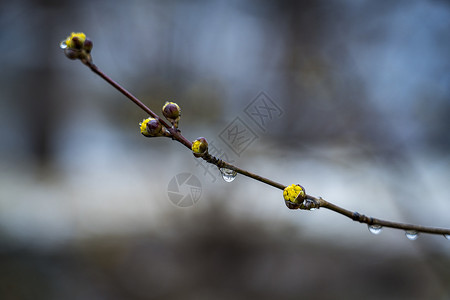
[59, 40, 68, 49]
[220, 168, 237, 183]
[444, 234, 450, 241]
[368, 224, 383, 235]
[405, 231, 418, 240]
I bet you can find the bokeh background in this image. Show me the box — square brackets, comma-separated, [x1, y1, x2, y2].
[1, 0, 450, 299]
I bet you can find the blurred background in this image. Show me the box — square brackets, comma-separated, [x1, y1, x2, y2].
[1, 0, 450, 299]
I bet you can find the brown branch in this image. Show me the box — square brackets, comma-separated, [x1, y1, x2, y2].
[201, 152, 450, 236]
[314, 196, 450, 235]
[83, 60, 193, 150]
[66, 48, 450, 238]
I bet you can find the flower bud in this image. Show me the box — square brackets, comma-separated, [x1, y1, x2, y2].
[83, 38, 93, 53]
[65, 32, 86, 49]
[192, 137, 208, 157]
[162, 101, 181, 128]
[140, 117, 164, 137]
[60, 32, 93, 63]
[283, 184, 306, 210]
[64, 48, 80, 60]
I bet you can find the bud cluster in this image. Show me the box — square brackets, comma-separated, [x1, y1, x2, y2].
[140, 117, 169, 137]
[60, 32, 93, 62]
[137, 101, 183, 139]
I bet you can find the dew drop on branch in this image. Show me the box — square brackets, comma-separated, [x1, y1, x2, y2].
[220, 168, 237, 183]
[368, 224, 383, 235]
[444, 234, 450, 241]
[59, 41, 68, 49]
[405, 231, 418, 240]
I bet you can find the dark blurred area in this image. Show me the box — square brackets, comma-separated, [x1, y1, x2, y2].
[1, 203, 450, 300]
[0, 0, 449, 299]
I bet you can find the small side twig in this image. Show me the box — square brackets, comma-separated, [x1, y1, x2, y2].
[61, 32, 450, 239]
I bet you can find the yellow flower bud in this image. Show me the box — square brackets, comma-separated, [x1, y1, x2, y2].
[65, 32, 86, 49]
[162, 101, 181, 128]
[283, 184, 306, 210]
[60, 32, 93, 62]
[192, 137, 208, 157]
[139, 117, 163, 137]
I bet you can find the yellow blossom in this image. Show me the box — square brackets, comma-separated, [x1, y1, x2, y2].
[192, 140, 200, 153]
[283, 184, 305, 203]
[191, 137, 208, 156]
[140, 118, 151, 136]
[64, 32, 86, 49]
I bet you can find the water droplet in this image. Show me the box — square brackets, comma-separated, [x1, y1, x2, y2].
[302, 199, 319, 211]
[220, 168, 237, 183]
[59, 40, 68, 49]
[444, 234, 450, 241]
[405, 231, 418, 241]
[368, 224, 383, 235]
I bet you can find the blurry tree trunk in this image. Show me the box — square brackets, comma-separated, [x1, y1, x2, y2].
[24, 0, 65, 168]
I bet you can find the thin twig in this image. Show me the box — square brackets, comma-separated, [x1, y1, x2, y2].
[83, 60, 193, 150]
[315, 196, 450, 235]
[76, 57, 450, 237]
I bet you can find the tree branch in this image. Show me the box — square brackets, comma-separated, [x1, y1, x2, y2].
[62, 33, 450, 238]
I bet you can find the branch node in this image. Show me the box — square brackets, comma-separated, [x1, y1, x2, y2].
[352, 212, 361, 222]
[202, 153, 225, 168]
[351, 212, 374, 224]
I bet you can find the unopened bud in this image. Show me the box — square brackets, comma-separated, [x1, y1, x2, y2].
[83, 38, 93, 53]
[192, 137, 208, 157]
[65, 32, 86, 49]
[140, 117, 164, 137]
[60, 32, 92, 62]
[162, 101, 181, 128]
[64, 48, 80, 60]
[283, 184, 306, 210]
